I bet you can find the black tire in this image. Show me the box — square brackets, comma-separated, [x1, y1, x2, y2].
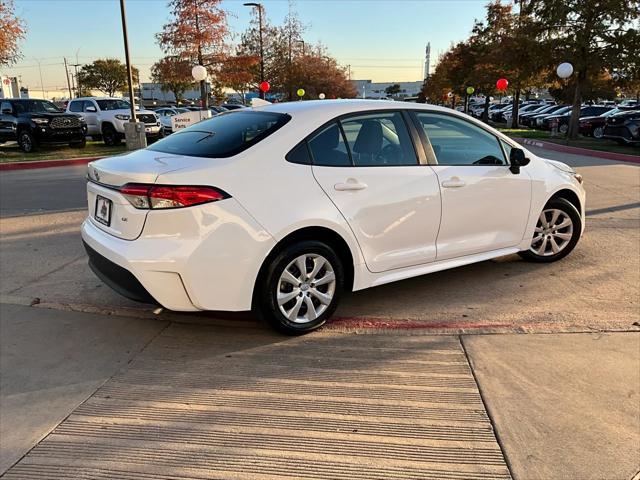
[519, 197, 582, 263]
[17, 130, 37, 153]
[102, 124, 121, 146]
[559, 124, 569, 135]
[255, 240, 344, 335]
[69, 137, 87, 148]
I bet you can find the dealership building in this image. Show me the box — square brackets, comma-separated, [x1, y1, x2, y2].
[351, 79, 424, 100]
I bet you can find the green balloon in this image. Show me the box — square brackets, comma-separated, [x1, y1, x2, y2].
[466, 86, 475, 95]
[297, 88, 305, 97]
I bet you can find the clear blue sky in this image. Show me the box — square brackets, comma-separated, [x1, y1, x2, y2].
[4, 0, 489, 95]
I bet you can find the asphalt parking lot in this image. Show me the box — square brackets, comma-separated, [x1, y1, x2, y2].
[1, 146, 639, 479]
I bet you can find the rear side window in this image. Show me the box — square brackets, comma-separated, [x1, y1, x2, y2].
[307, 122, 351, 167]
[68, 101, 83, 112]
[148, 111, 290, 158]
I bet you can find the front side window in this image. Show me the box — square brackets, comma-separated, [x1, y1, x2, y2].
[96, 99, 130, 111]
[1, 102, 12, 114]
[148, 111, 290, 158]
[340, 112, 418, 166]
[307, 122, 350, 167]
[68, 101, 83, 112]
[414, 113, 507, 166]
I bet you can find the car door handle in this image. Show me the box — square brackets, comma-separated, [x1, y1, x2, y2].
[441, 177, 466, 188]
[334, 180, 368, 191]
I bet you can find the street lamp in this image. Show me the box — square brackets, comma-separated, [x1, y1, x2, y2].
[243, 2, 265, 99]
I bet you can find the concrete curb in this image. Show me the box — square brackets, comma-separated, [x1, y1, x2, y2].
[514, 137, 640, 163]
[4, 296, 638, 336]
[0, 156, 103, 171]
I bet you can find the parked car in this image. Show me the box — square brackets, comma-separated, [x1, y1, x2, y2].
[490, 104, 513, 123]
[67, 97, 162, 146]
[503, 103, 547, 125]
[578, 107, 632, 138]
[82, 100, 585, 334]
[221, 103, 247, 111]
[602, 110, 640, 144]
[528, 105, 570, 128]
[0, 98, 87, 152]
[153, 107, 190, 134]
[518, 104, 556, 127]
[540, 105, 614, 133]
[209, 105, 229, 115]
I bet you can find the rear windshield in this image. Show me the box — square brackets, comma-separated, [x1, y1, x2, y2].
[148, 111, 291, 158]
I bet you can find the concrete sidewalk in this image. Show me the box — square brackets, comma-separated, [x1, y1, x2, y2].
[464, 332, 640, 480]
[2, 304, 638, 479]
[3, 319, 511, 479]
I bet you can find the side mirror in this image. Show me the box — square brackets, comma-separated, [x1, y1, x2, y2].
[85, 106, 97, 112]
[509, 147, 530, 174]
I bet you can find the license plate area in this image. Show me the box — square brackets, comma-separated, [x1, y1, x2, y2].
[94, 195, 112, 226]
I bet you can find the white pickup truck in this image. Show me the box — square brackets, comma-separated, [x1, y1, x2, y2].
[66, 97, 163, 146]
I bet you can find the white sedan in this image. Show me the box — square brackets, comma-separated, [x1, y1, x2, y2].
[82, 100, 585, 334]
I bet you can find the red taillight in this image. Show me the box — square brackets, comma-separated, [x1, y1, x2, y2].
[119, 183, 228, 209]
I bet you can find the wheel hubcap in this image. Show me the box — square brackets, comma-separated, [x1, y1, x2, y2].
[277, 254, 336, 324]
[530, 208, 574, 257]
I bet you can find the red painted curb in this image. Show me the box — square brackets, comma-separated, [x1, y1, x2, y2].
[515, 137, 640, 163]
[0, 156, 103, 171]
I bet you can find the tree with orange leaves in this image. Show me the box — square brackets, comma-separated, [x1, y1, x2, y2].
[151, 56, 194, 103]
[156, 0, 230, 107]
[0, 0, 26, 67]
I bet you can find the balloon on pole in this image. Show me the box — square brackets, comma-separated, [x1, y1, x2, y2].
[318, 93, 326, 100]
[556, 62, 574, 79]
[191, 65, 207, 82]
[447, 91, 453, 98]
[496, 78, 508, 91]
[259, 81, 270, 93]
[466, 86, 475, 95]
[297, 88, 305, 98]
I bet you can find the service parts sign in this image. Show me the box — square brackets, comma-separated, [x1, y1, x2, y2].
[171, 110, 212, 131]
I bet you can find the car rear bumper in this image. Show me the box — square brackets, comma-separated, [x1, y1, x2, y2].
[81, 198, 276, 312]
[84, 240, 157, 304]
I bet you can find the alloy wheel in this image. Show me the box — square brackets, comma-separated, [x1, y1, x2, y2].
[530, 208, 574, 257]
[593, 126, 604, 139]
[20, 132, 33, 152]
[277, 253, 336, 324]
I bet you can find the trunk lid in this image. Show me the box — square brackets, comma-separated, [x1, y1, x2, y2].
[86, 149, 200, 240]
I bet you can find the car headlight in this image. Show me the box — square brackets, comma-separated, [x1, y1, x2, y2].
[32, 118, 49, 125]
[115, 114, 130, 120]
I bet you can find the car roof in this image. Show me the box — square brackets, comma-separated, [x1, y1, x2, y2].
[255, 99, 465, 122]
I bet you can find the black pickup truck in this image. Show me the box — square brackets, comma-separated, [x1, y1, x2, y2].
[0, 98, 87, 152]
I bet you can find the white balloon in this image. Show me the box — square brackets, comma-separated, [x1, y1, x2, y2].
[192, 65, 208, 82]
[556, 62, 574, 79]
[318, 93, 326, 100]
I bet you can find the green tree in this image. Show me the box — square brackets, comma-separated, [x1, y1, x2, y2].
[151, 56, 194, 103]
[530, 0, 640, 138]
[0, 0, 26, 67]
[385, 84, 402, 97]
[78, 59, 139, 97]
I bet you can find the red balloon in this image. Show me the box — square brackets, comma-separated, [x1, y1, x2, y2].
[496, 78, 509, 91]
[259, 81, 270, 92]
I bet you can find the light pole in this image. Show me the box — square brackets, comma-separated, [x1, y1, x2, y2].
[119, 0, 146, 149]
[243, 2, 265, 99]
